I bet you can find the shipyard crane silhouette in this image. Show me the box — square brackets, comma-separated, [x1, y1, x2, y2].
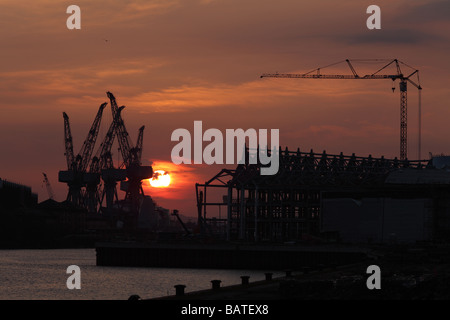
[261, 59, 422, 160]
[106, 92, 153, 223]
[107, 92, 144, 168]
[85, 106, 126, 213]
[58, 92, 152, 229]
[42, 172, 54, 200]
[59, 103, 107, 206]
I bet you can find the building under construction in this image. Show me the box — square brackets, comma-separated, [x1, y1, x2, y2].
[194, 59, 450, 245]
[196, 148, 450, 244]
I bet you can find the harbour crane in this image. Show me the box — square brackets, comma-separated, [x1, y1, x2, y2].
[89, 105, 124, 174]
[59, 103, 106, 207]
[85, 95, 148, 215]
[261, 59, 422, 160]
[62, 112, 75, 171]
[106, 92, 153, 225]
[76, 103, 108, 173]
[107, 92, 141, 168]
[60, 111, 81, 205]
[85, 106, 126, 213]
[135, 125, 145, 165]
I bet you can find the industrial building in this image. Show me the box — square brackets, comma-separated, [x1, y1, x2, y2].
[0, 178, 38, 210]
[196, 148, 450, 244]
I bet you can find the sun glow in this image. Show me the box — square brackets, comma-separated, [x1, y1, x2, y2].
[149, 170, 171, 187]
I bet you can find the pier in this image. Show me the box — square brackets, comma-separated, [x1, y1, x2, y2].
[96, 241, 368, 269]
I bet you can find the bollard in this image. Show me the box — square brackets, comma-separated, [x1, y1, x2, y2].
[285, 270, 292, 277]
[265, 273, 273, 281]
[128, 294, 141, 301]
[174, 284, 186, 296]
[211, 280, 222, 290]
[241, 276, 250, 285]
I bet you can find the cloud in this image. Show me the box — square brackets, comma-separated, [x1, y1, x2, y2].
[0, 58, 167, 110]
[124, 80, 302, 112]
[120, 74, 388, 113]
[334, 1, 450, 46]
[0, 0, 449, 212]
[305, 123, 396, 140]
[402, 0, 450, 23]
[342, 29, 439, 45]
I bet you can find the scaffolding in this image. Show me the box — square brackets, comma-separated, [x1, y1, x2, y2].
[196, 147, 432, 242]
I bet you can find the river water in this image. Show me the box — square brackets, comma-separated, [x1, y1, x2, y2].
[0, 248, 281, 300]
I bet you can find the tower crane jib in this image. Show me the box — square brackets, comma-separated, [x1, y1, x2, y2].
[261, 59, 422, 160]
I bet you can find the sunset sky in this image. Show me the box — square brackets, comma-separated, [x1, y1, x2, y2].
[1, 0, 449, 217]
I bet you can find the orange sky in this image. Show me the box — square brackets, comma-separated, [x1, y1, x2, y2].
[1, 0, 449, 217]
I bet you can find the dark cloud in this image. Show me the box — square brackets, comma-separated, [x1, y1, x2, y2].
[402, 0, 450, 23]
[342, 28, 440, 45]
[339, 1, 450, 46]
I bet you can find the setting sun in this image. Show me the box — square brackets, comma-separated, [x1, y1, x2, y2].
[149, 170, 171, 187]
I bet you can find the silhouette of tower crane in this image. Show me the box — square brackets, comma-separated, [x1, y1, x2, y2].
[261, 59, 422, 160]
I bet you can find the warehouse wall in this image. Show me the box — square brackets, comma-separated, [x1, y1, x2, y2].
[321, 197, 432, 244]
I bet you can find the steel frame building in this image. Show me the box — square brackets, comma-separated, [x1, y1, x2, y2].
[195, 147, 450, 243]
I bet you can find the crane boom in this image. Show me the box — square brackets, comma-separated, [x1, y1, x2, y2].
[261, 73, 398, 79]
[90, 106, 125, 173]
[75, 102, 107, 173]
[42, 172, 54, 200]
[107, 91, 136, 167]
[135, 125, 145, 165]
[261, 59, 422, 160]
[63, 112, 75, 170]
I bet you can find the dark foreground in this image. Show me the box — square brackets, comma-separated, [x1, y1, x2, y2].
[145, 244, 450, 300]
[96, 241, 367, 270]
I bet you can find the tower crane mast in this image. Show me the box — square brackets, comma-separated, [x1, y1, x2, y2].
[261, 59, 422, 160]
